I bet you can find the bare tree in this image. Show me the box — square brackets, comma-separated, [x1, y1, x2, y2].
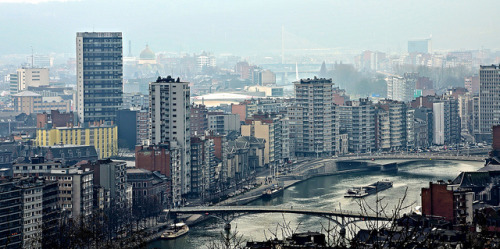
[205, 225, 246, 249]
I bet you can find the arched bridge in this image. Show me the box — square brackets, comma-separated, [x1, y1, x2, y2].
[166, 206, 392, 229]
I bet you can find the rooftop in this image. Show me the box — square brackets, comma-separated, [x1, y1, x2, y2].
[12, 91, 41, 97]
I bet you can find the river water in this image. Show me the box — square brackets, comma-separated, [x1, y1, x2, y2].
[149, 160, 483, 249]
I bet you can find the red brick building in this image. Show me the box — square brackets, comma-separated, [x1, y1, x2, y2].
[36, 110, 74, 128]
[135, 144, 178, 177]
[421, 181, 454, 221]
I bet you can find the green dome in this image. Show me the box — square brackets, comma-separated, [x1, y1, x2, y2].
[140, 45, 155, 60]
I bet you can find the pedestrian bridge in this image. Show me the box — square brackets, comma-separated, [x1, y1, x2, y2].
[166, 206, 391, 228]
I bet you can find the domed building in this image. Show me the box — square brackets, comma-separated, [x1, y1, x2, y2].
[138, 45, 157, 65]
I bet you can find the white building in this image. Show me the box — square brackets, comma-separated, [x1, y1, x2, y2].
[208, 112, 241, 135]
[290, 77, 334, 157]
[433, 102, 445, 145]
[479, 64, 500, 141]
[386, 73, 418, 102]
[11, 68, 50, 92]
[150, 76, 191, 203]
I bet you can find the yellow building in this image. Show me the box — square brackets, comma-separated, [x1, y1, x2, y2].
[241, 120, 275, 166]
[35, 125, 118, 159]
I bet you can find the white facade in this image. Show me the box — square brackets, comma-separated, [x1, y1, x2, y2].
[16, 68, 49, 91]
[433, 102, 445, 145]
[479, 65, 500, 136]
[290, 78, 334, 157]
[150, 77, 191, 201]
[386, 73, 417, 102]
[208, 113, 241, 135]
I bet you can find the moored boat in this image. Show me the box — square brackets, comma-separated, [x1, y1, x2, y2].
[160, 223, 189, 239]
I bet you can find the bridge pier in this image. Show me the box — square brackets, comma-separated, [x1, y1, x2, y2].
[224, 223, 231, 232]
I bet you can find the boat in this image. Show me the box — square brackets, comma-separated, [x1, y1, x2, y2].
[160, 223, 189, 239]
[262, 186, 283, 200]
[344, 180, 393, 198]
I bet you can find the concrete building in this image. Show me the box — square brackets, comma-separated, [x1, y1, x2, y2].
[465, 75, 479, 95]
[414, 107, 434, 147]
[127, 168, 169, 208]
[338, 98, 376, 153]
[197, 54, 216, 71]
[12, 91, 71, 115]
[478, 64, 500, 142]
[9, 72, 19, 94]
[190, 104, 208, 137]
[149, 76, 191, 204]
[16, 178, 56, 248]
[375, 100, 416, 151]
[433, 102, 446, 145]
[82, 159, 128, 208]
[11, 158, 94, 219]
[117, 108, 149, 150]
[35, 124, 118, 159]
[414, 118, 429, 149]
[408, 38, 431, 54]
[245, 85, 284, 97]
[0, 180, 23, 249]
[433, 98, 461, 145]
[290, 77, 334, 157]
[76, 32, 123, 124]
[46, 167, 93, 218]
[12, 68, 50, 92]
[122, 93, 148, 110]
[457, 92, 474, 136]
[190, 136, 215, 200]
[208, 112, 240, 135]
[241, 113, 290, 169]
[386, 73, 418, 103]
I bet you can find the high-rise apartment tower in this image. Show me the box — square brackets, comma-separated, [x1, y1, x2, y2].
[149, 76, 191, 205]
[76, 32, 123, 124]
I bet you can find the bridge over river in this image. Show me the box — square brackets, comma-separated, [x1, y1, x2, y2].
[166, 206, 392, 230]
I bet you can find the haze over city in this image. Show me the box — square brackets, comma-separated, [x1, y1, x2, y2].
[1, 0, 499, 57]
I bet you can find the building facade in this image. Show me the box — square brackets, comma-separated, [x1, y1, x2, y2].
[386, 73, 418, 103]
[0, 180, 23, 249]
[149, 76, 191, 204]
[34, 124, 118, 159]
[76, 32, 123, 124]
[190, 104, 208, 137]
[290, 77, 334, 157]
[12, 91, 71, 115]
[479, 64, 500, 141]
[338, 99, 376, 153]
[208, 112, 240, 135]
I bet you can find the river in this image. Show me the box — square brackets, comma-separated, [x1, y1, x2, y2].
[148, 159, 483, 249]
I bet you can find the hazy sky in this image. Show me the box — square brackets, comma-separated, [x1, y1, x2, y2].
[0, 0, 499, 56]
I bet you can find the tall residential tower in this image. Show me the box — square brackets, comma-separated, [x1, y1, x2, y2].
[150, 76, 191, 205]
[76, 32, 123, 124]
[289, 77, 334, 157]
[479, 65, 500, 141]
